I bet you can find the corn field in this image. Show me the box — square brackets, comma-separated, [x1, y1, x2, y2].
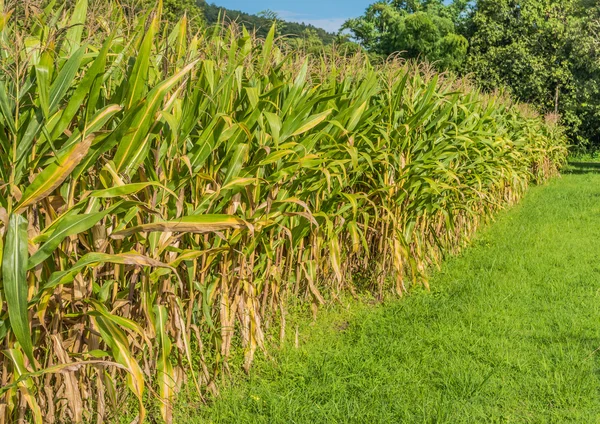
[0, 1, 568, 422]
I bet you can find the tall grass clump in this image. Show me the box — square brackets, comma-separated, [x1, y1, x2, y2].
[0, 1, 568, 422]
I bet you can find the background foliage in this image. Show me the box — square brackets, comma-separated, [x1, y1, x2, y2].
[466, 0, 600, 148]
[200, 1, 336, 44]
[342, 0, 471, 71]
[344, 0, 600, 149]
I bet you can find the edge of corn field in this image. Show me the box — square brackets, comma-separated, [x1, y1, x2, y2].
[183, 165, 600, 423]
[0, 1, 569, 422]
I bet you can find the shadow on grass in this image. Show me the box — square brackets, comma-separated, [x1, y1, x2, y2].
[564, 162, 600, 174]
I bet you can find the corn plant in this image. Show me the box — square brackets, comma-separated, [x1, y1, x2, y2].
[0, 1, 568, 423]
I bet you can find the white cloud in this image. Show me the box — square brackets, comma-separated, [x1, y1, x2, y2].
[275, 10, 348, 33]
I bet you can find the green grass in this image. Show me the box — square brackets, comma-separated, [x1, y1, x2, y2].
[180, 166, 600, 423]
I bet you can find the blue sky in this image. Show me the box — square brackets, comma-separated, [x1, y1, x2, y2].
[211, 0, 373, 33]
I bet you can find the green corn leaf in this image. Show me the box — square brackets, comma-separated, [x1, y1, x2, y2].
[89, 182, 163, 198]
[113, 60, 198, 174]
[0, 83, 15, 135]
[34, 51, 52, 119]
[283, 109, 332, 140]
[51, 33, 113, 140]
[93, 315, 146, 422]
[49, 46, 86, 115]
[154, 304, 175, 423]
[88, 298, 152, 348]
[124, 6, 159, 110]
[63, 104, 122, 152]
[260, 24, 276, 73]
[64, 0, 88, 56]
[189, 114, 222, 172]
[347, 101, 367, 132]
[264, 112, 282, 145]
[2, 214, 34, 364]
[28, 202, 121, 269]
[223, 143, 248, 186]
[15, 109, 44, 177]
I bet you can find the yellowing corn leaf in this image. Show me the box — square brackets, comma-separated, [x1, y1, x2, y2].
[111, 214, 247, 238]
[154, 305, 174, 423]
[16, 134, 94, 212]
[92, 315, 146, 422]
[291, 109, 332, 137]
[43, 252, 175, 292]
[2, 349, 43, 424]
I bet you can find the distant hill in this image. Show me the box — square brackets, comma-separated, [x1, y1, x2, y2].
[199, 1, 336, 44]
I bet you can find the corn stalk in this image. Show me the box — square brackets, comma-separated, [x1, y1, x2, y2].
[0, 1, 568, 423]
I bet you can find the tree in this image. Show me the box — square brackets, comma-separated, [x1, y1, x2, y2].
[342, 0, 469, 70]
[131, 0, 204, 29]
[257, 9, 287, 36]
[467, 0, 600, 147]
[287, 28, 325, 54]
[561, 2, 600, 146]
[163, 0, 203, 27]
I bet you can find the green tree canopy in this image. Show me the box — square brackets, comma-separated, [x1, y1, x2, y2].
[342, 0, 469, 70]
[135, 0, 204, 29]
[467, 0, 600, 146]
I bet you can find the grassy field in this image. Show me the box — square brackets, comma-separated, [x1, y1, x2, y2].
[185, 165, 600, 423]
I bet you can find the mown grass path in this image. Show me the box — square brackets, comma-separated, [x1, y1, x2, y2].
[190, 165, 600, 423]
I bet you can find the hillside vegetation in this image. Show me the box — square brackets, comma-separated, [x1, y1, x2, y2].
[0, 1, 567, 423]
[201, 2, 336, 44]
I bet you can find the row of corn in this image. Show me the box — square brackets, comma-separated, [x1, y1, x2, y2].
[0, 1, 568, 422]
